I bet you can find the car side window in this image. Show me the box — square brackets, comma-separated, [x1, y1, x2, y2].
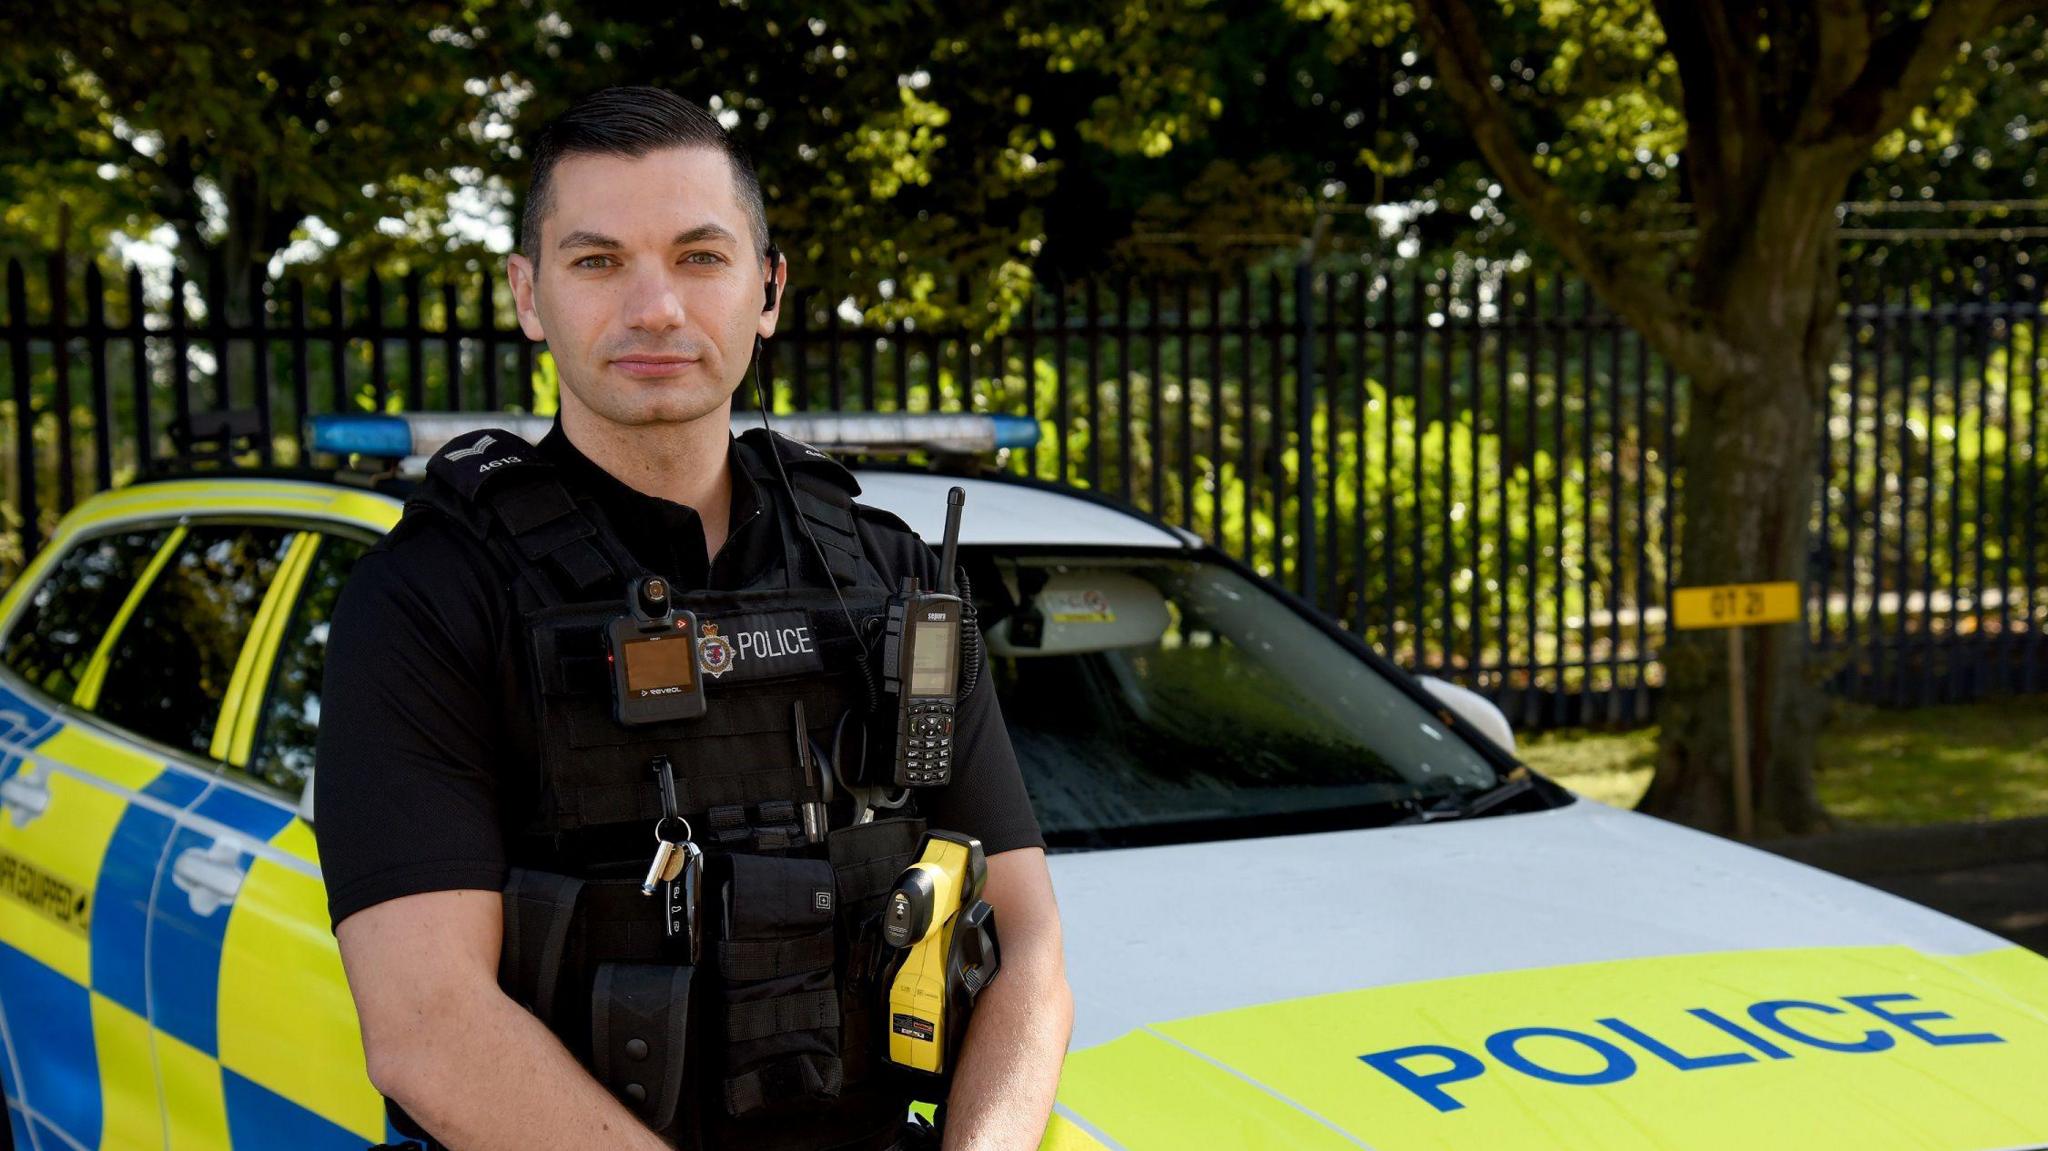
[91, 523, 296, 758]
[244, 535, 369, 797]
[0, 527, 171, 702]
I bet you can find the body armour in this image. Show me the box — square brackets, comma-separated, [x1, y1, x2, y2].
[398, 426, 932, 1151]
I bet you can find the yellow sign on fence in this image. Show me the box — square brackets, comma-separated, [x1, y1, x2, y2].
[1671, 581, 1802, 631]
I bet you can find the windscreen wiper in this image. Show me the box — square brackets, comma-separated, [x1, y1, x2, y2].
[1396, 768, 1540, 825]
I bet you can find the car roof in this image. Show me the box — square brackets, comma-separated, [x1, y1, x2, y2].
[850, 469, 1193, 550]
[46, 475, 405, 540]
[58, 463, 1195, 554]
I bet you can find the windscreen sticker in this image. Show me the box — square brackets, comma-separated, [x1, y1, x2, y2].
[1045, 590, 1116, 624]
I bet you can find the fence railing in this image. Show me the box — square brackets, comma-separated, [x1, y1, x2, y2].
[2, 249, 2043, 728]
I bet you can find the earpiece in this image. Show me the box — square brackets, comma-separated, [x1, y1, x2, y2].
[762, 243, 783, 313]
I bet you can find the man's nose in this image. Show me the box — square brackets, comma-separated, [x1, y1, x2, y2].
[622, 267, 687, 332]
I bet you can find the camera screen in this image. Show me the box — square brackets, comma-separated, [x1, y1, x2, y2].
[623, 634, 695, 693]
[910, 620, 957, 697]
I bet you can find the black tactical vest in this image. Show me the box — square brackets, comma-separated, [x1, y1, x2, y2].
[397, 426, 932, 1151]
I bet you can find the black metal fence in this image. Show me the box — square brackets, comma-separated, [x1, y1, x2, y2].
[2, 249, 2043, 728]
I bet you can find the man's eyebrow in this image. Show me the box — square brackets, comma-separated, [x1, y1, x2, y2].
[556, 230, 623, 251]
[673, 223, 742, 247]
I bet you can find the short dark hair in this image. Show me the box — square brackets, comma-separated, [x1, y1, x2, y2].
[520, 86, 771, 261]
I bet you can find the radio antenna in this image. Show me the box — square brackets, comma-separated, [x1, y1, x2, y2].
[939, 487, 965, 596]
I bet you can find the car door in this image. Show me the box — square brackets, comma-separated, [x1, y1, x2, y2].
[65, 519, 383, 1151]
[180, 529, 394, 1149]
[0, 522, 213, 1151]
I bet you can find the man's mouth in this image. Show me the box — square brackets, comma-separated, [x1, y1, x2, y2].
[610, 354, 701, 378]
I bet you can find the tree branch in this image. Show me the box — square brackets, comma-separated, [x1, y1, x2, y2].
[1814, 0, 2001, 148]
[1414, 0, 1740, 378]
[1992, 0, 2048, 27]
[1807, 0, 1877, 112]
[1651, 0, 1775, 302]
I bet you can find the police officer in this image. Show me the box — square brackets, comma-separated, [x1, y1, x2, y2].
[315, 87, 1073, 1151]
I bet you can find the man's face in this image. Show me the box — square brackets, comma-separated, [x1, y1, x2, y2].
[507, 146, 783, 428]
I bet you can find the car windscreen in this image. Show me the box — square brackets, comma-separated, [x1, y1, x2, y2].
[973, 553, 1507, 848]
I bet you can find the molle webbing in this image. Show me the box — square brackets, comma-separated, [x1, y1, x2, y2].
[785, 470, 869, 588]
[521, 586, 888, 832]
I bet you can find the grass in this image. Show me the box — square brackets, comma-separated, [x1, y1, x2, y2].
[1520, 695, 2048, 827]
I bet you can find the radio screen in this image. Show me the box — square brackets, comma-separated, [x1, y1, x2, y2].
[623, 634, 695, 693]
[909, 620, 957, 697]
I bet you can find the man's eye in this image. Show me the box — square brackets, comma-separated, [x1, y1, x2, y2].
[573, 255, 617, 269]
[683, 251, 727, 266]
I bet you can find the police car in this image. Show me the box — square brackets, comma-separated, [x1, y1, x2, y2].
[1, 412, 2044, 1151]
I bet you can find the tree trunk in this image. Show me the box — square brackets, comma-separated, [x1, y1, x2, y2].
[1641, 222, 1840, 836]
[171, 168, 300, 432]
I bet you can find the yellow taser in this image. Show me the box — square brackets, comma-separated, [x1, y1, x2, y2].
[881, 831, 1000, 1083]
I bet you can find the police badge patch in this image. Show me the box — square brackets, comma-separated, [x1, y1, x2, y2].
[691, 612, 824, 683]
[697, 622, 734, 679]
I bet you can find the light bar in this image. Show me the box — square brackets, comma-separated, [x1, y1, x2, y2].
[733, 412, 1040, 456]
[310, 413, 554, 458]
[309, 411, 1040, 470]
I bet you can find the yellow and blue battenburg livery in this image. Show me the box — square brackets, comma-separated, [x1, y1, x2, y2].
[0, 477, 405, 1150]
[4, 417, 2048, 1150]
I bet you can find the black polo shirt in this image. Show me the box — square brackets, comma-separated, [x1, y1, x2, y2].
[314, 420, 1043, 930]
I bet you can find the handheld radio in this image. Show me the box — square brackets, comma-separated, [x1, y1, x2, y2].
[881, 488, 968, 788]
[609, 575, 708, 726]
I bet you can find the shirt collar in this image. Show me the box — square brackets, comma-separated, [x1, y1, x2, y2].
[536, 418, 768, 587]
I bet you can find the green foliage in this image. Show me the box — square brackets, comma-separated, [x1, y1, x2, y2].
[0, 1, 524, 284]
[4, 0, 2042, 310]
[1526, 696, 2048, 825]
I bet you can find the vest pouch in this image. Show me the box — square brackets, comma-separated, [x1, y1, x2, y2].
[826, 816, 926, 1090]
[717, 853, 843, 1117]
[827, 817, 927, 927]
[499, 868, 586, 1032]
[591, 961, 695, 1138]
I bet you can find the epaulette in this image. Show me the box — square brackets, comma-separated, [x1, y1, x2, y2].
[412, 427, 618, 598]
[850, 502, 917, 540]
[736, 426, 862, 495]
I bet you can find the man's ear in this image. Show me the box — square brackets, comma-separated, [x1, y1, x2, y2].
[756, 250, 786, 342]
[507, 252, 546, 342]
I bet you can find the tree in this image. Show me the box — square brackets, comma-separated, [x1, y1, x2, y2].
[0, 2, 522, 319]
[1396, 0, 2046, 834]
[485, 3, 1069, 327]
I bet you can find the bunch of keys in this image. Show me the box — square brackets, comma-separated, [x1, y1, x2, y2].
[643, 814, 704, 962]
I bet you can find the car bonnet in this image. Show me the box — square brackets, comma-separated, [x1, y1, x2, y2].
[1035, 799, 2048, 1150]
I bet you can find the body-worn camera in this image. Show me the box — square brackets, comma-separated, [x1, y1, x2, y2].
[609, 575, 708, 726]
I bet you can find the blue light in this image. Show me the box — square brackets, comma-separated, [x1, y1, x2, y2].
[989, 415, 1041, 450]
[308, 415, 413, 457]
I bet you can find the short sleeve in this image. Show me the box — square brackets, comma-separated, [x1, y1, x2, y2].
[856, 506, 1046, 856]
[314, 516, 513, 929]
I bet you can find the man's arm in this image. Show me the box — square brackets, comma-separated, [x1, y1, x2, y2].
[937, 847, 1073, 1151]
[337, 889, 671, 1151]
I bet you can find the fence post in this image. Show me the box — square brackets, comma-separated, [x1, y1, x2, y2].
[6, 259, 36, 558]
[252, 265, 274, 464]
[48, 255, 77, 514]
[1294, 259, 1318, 606]
[127, 265, 152, 473]
[86, 264, 112, 492]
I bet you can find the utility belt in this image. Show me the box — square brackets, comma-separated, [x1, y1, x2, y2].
[493, 817, 929, 1147]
